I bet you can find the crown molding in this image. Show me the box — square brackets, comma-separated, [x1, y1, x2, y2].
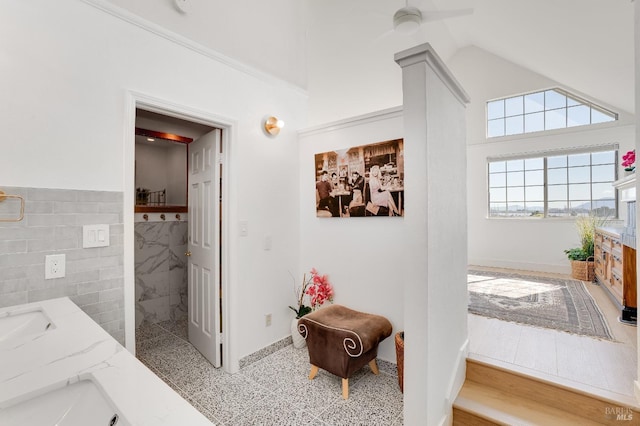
[79, 0, 308, 97]
[298, 106, 403, 137]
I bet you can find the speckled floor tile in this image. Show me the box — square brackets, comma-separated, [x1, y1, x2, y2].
[227, 394, 323, 426]
[135, 318, 403, 425]
[136, 320, 167, 342]
[189, 373, 274, 424]
[157, 317, 188, 341]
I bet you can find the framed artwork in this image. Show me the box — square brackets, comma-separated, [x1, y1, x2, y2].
[314, 138, 404, 218]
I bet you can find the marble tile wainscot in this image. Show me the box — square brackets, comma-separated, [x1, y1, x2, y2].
[134, 217, 188, 327]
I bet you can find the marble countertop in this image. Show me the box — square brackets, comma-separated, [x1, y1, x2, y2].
[0, 297, 212, 425]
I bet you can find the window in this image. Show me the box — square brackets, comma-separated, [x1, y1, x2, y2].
[488, 149, 617, 218]
[487, 89, 617, 138]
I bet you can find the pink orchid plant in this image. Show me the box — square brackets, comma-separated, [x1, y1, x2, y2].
[622, 149, 635, 172]
[289, 268, 334, 319]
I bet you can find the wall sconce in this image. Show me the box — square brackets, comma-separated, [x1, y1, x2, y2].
[264, 116, 285, 136]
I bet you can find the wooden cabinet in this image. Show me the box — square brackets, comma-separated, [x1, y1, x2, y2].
[594, 227, 637, 323]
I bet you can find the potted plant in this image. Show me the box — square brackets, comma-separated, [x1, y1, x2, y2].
[564, 214, 607, 281]
[289, 268, 334, 348]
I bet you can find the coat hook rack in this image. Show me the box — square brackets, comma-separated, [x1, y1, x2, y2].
[0, 189, 25, 222]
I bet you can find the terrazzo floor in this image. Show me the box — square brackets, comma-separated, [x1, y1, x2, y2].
[136, 319, 404, 425]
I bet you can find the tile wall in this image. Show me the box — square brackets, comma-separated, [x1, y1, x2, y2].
[0, 187, 124, 343]
[135, 219, 188, 326]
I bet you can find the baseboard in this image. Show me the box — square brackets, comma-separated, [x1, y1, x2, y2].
[447, 338, 469, 405]
[238, 335, 292, 369]
[468, 259, 570, 275]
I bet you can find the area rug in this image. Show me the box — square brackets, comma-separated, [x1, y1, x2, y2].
[468, 270, 613, 340]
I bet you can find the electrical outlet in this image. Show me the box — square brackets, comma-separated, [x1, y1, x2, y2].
[45, 254, 66, 279]
[265, 313, 272, 327]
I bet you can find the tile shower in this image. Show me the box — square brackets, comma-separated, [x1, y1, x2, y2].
[135, 215, 188, 327]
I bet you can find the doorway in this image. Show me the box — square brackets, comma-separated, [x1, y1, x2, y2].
[124, 93, 231, 371]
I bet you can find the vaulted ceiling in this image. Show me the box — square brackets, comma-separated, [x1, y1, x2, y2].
[105, 0, 635, 125]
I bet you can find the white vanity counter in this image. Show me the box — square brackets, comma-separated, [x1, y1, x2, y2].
[0, 297, 212, 425]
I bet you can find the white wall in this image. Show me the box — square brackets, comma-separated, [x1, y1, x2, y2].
[449, 46, 634, 274]
[105, 0, 308, 89]
[298, 108, 404, 362]
[0, 0, 307, 369]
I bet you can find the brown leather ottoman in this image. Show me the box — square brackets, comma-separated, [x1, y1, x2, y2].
[298, 304, 392, 399]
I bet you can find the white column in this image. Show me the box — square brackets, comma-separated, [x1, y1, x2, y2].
[634, 0, 640, 404]
[395, 44, 470, 425]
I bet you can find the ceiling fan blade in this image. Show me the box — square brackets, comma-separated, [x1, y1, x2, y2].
[420, 8, 474, 23]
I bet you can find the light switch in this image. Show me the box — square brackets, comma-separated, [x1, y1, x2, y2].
[239, 221, 248, 237]
[83, 224, 110, 248]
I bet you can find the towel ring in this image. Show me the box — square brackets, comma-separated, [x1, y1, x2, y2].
[0, 190, 25, 222]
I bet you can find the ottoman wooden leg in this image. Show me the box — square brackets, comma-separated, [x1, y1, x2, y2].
[342, 378, 349, 399]
[369, 359, 379, 375]
[309, 364, 319, 380]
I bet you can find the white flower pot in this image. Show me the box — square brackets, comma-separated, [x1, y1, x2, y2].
[291, 317, 306, 349]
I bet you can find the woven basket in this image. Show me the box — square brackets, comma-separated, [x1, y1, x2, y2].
[395, 332, 404, 393]
[570, 257, 594, 282]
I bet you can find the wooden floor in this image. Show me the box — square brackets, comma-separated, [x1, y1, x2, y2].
[468, 266, 638, 398]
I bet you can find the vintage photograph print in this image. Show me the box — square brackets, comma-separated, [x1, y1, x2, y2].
[314, 139, 404, 218]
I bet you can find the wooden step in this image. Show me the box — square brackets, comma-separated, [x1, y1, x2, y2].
[453, 357, 639, 425]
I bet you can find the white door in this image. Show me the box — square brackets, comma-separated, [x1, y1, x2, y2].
[188, 128, 222, 367]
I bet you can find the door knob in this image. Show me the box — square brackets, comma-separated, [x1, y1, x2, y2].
[185, 251, 192, 257]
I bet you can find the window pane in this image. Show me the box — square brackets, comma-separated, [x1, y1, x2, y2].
[490, 187, 506, 202]
[592, 199, 616, 216]
[524, 92, 544, 113]
[525, 186, 544, 201]
[545, 90, 566, 110]
[569, 200, 590, 213]
[505, 115, 523, 135]
[547, 168, 567, 184]
[545, 108, 566, 130]
[507, 203, 525, 214]
[568, 166, 590, 183]
[547, 155, 567, 168]
[505, 96, 524, 116]
[525, 170, 544, 185]
[489, 161, 506, 173]
[525, 203, 544, 217]
[490, 203, 507, 216]
[488, 119, 505, 137]
[569, 183, 590, 200]
[489, 172, 506, 187]
[506, 160, 524, 171]
[524, 112, 544, 133]
[567, 105, 590, 127]
[592, 182, 615, 200]
[548, 184, 567, 200]
[568, 153, 590, 167]
[487, 100, 505, 120]
[567, 95, 582, 107]
[525, 157, 544, 170]
[548, 201, 569, 216]
[591, 151, 615, 165]
[591, 107, 615, 124]
[507, 171, 524, 186]
[591, 165, 614, 182]
[507, 187, 524, 201]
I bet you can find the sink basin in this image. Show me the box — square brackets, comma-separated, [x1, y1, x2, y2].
[0, 308, 55, 349]
[0, 379, 131, 426]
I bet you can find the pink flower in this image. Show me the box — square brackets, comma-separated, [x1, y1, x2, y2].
[622, 150, 635, 168]
[304, 269, 334, 310]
